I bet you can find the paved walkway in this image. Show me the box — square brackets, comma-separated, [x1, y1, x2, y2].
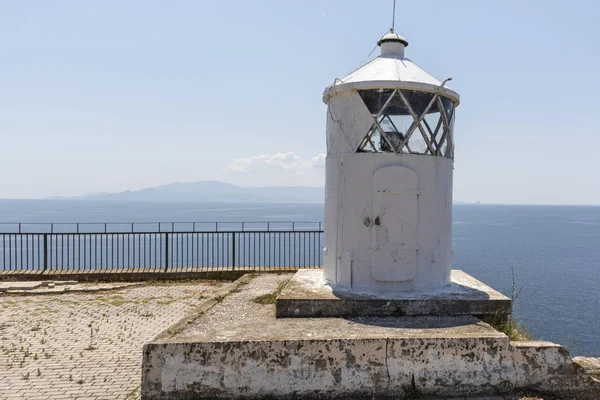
[0, 281, 223, 399]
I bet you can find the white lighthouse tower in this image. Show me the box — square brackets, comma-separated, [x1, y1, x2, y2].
[322, 29, 460, 293]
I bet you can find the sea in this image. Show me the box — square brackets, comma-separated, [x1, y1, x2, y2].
[0, 200, 598, 357]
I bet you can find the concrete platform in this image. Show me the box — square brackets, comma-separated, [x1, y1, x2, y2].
[142, 274, 599, 399]
[276, 269, 511, 320]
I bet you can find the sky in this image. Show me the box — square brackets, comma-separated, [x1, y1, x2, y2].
[1, 0, 600, 205]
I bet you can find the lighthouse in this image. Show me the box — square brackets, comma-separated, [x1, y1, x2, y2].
[322, 29, 460, 293]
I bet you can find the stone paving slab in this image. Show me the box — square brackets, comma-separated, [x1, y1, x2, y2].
[0, 281, 78, 292]
[0, 280, 226, 400]
[0, 281, 143, 295]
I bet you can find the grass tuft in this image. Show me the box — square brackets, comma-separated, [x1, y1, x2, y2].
[487, 266, 532, 341]
[489, 314, 531, 341]
[252, 280, 288, 305]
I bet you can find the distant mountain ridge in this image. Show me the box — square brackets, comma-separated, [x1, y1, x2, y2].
[53, 181, 325, 203]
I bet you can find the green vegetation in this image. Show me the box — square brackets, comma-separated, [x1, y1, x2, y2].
[230, 279, 250, 293]
[253, 280, 288, 305]
[125, 387, 140, 399]
[488, 266, 532, 341]
[489, 315, 531, 341]
[108, 296, 127, 306]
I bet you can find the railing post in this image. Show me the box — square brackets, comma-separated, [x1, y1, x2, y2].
[43, 234, 48, 271]
[164, 232, 169, 272]
[232, 232, 236, 271]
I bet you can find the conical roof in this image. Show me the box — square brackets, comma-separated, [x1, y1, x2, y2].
[323, 32, 459, 104]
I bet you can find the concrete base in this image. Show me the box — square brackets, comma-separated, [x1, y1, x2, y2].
[276, 269, 511, 320]
[142, 274, 599, 399]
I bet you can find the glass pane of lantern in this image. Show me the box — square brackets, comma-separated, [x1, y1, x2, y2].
[441, 96, 456, 158]
[445, 109, 455, 157]
[440, 96, 455, 125]
[358, 125, 379, 152]
[357, 89, 454, 156]
[397, 90, 435, 154]
[377, 123, 402, 153]
[358, 89, 398, 115]
[423, 111, 443, 144]
[439, 135, 448, 156]
[407, 131, 429, 154]
[386, 114, 414, 153]
[400, 90, 436, 116]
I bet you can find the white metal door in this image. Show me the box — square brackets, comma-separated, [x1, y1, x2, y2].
[371, 166, 419, 282]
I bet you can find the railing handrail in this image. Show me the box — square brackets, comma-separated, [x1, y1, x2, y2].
[0, 221, 324, 234]
[0, 230, 324, 235]
[1, 224, 325, 272]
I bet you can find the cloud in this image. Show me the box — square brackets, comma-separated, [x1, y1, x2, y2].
[225, 152, 325, 173]
[309, 153, 325, 169]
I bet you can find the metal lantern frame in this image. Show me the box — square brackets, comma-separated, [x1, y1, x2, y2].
[356, 87, 456, 158]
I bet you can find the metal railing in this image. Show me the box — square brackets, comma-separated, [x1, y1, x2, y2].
[0, 222, 324, 272]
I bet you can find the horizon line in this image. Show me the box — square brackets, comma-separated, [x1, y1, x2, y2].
[0, 198, 599, 207]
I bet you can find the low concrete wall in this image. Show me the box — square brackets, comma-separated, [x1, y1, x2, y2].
[0, 267, 306, 282]
[142, 337, 599, 399]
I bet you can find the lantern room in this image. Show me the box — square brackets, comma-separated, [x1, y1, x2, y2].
[322, 31, 460, 293]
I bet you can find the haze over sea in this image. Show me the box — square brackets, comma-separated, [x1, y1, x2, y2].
[0, 200, 598, 357]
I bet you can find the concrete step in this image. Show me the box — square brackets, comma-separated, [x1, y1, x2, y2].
[276, 269, 511, 320]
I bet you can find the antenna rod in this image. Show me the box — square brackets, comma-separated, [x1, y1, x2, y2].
[391, 0, 396, 32]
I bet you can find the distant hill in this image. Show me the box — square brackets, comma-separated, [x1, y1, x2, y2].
[55, 181, 325, 203]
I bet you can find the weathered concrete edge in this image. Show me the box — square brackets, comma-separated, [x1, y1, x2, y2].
[2, 282, 145, 296]
[574, 357, 600, 379]
[151, 273, 256, 342]
[276, 298, 512, 318]
[509, 341, 600, 396]
[141, 336, 600, 399]
[0, 269, 299, 282]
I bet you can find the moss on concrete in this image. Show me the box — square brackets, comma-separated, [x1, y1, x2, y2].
[253, 280, 288, 305]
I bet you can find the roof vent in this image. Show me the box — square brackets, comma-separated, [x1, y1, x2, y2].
[378, 32, 408, 58]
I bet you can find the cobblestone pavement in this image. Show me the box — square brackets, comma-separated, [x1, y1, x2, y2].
[0, 281, 223, 400]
